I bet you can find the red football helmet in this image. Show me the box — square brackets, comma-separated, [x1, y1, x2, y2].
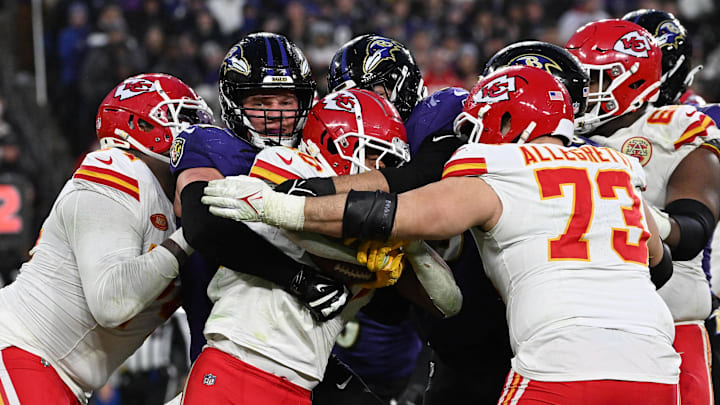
[565, 19, 662, 134]
[300, 89, 410, 176]
[454, 65, 574, 145]
[96, 73, 213, 163]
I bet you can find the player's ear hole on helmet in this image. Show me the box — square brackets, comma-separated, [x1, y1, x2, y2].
[136, 118, 155, 132]
[628, 79, 645, 90]
[501, 112, 512, 136]
[126, 114, 153, 132]
[325, 136, 339, 155]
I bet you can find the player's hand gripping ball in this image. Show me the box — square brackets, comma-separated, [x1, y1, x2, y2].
[356, 239, 408, 289]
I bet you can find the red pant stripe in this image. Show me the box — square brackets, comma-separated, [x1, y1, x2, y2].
[0, 351, 20, 405]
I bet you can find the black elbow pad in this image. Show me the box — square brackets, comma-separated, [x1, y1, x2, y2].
[650, 243, 673, 289]
[342, 190, 397, 241]
[665, 199, 716, 261]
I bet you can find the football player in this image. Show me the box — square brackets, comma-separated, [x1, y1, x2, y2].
[201, 65, 679, 403]
[284, 34, 470, 403]
[0, 73, 210, 403]
[181, 88, 461, 404]
[425, 39, 595, 405]
[622, 9, 720, 403]
[566, 18, 720, 405]
[168, 33, 351, 363]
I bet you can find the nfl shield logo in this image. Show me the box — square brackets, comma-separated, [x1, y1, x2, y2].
[203, 373, 216, 386]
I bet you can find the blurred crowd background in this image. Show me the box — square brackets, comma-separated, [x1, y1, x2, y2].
[0, 0, 719, 402]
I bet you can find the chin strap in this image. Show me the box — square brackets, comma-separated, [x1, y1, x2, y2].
[100, 132, 171, 165]
[516, 121, 537, 145]
[113, 128, 171, 164]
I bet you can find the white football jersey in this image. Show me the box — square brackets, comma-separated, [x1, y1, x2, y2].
[590, 104, 720, 321]
[0, 148, 180, 400]
[442, 142, 679, 383]
[203, 146, 370, 387]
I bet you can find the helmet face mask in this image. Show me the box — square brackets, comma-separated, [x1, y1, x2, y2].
[622, 9, 699, 106]
[455, 66, 575, 146]
[485, 40, 590, 118]
[219, 32, 316, 149]
[327, 35, 426, 121]
[566, 19, 662, 134]
[96, 73, 213, 163]
[300, 89, 410, 176]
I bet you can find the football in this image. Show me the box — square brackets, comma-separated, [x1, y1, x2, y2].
[308, 253, 376, 285]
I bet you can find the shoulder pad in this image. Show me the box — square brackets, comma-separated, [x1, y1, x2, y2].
[73, 149, 142, 201]
[251, 146, 331, 184]
[643, 105, 717, 150]
[696, 104, 720, 126]
[170, 125, 258, 176]
[441, 143, 489, 179]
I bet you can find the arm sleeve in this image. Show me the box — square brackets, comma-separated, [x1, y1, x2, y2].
[180, 181, 303, 286]
[404, 240, 463, 318]
[381, 133, 465, 193]
[60, 189, 181, 328]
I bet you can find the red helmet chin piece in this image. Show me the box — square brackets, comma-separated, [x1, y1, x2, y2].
[565, 19, 662, 134]
[300, 89, 410, 176]
[454, 65, 575, 145]
[96, 73, 213, 163]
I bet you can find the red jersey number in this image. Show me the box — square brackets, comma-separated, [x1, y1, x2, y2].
[536, 167, 649, 264]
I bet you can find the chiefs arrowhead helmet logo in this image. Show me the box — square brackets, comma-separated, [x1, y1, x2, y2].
[614, 31, 653, 58]
[474, 74, 517, 104]
[114, 78, 158, 100]
[322, 91, 359, 113]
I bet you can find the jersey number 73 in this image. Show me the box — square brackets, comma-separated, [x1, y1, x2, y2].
[536, 167, 650, 264]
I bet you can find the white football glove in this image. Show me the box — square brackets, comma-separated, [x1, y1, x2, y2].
[201, 175, 306, 231]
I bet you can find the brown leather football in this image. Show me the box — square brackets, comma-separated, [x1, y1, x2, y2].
[308, 254, 376, 285]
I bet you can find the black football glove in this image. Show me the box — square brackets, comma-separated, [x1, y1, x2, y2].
[274, 178, 336, 197]
[287, 266, 351, 322]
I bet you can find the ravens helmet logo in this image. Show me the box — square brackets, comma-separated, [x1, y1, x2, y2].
[507, 54, 563, 76]
[363, 39, 401, 75]
[222, 45, 251, 76]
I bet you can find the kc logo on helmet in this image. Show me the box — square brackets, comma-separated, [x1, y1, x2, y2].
[322, 91, 358, 113]
[614, 31, 652, 58]
[474, 75, 516, 103]
[114, 78, 157, 100]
